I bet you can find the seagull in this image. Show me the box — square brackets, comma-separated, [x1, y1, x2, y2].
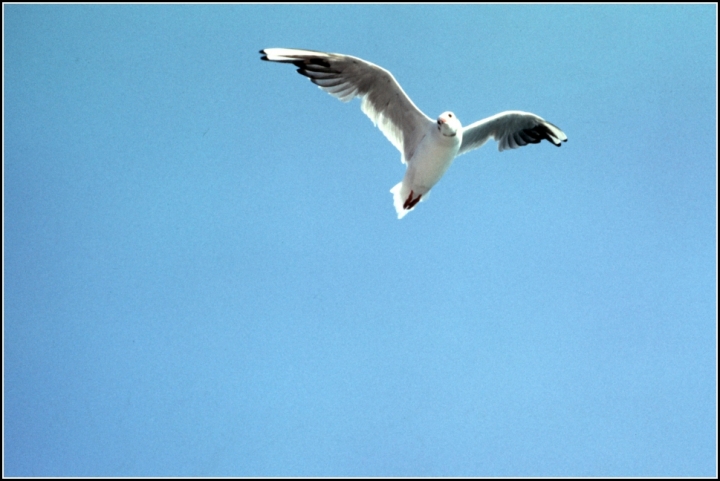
[260, 48, 567, 219]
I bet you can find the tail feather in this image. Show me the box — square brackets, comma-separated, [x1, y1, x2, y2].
[390, 182, 409, 219]
[390, 182, 426, 219]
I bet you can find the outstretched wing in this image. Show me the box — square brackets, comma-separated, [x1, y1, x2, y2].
[458, 110, 567, 155]
[260, 48, 434, 163]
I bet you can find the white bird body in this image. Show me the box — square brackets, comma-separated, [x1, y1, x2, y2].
[260, 48, 567, 219]
[390, 112, 462, 218]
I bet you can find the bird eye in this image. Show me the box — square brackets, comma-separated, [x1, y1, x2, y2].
[448, 113, 453, 117]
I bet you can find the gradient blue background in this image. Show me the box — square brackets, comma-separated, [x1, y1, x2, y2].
[4, 4, 717, 477]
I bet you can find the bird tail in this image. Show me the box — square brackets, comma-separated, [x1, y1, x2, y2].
[390, 182, 411, 219]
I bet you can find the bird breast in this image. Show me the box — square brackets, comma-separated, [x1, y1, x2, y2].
[406, 124, 462, 191]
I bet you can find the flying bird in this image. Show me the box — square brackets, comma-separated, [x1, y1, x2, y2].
[260, 48, 567, 219]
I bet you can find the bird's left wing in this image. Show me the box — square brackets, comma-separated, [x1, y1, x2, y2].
[260, 48, 433, 164]
[458, 110, 567, 155]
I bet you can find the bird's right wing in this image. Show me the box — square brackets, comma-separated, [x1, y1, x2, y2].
[260, 48, 434, 164]
[458, 110, 567, 155]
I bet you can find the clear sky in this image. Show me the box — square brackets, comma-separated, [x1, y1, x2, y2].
[3, 4, 717, 477]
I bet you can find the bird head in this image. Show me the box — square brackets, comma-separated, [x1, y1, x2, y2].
[437, 112, 461, 137]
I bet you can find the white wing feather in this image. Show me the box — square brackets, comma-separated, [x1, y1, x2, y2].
[459, 110, 567, 155]
[261, 48, 434, 164]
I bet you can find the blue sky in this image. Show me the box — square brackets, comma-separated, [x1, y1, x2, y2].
[3, 4, 716, 477]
